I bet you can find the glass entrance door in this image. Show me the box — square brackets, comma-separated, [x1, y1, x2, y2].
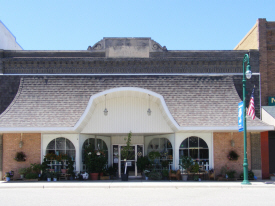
[118, 144, 143, 177]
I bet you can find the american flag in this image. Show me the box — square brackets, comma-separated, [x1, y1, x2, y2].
[247, 87, 255, 120]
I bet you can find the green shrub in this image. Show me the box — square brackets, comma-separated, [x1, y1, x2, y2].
[179, 156, 193, 172]
[227, 170, 236, 178]
[162, 169, 169, 177]
[148, 151, 161, 162]
[148, 171, 162, 180]
[240, 170, 254, 179]
[136, 156, 151, 172]
[190, 163, 199, 173]
[25, 173, 38, 179]
[18, 168, 27, 175]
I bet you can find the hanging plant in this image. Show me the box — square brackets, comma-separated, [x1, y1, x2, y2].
[14, 152, 26, 162]
[227, 150, 239, 160]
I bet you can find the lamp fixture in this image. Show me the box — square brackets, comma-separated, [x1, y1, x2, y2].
[19, 133, 23, 148]
[96, 144, 101, 156]
[147, 94, 152, 116]
[231, 140, 235, 147]
[245, 65, 252, 79]
[230, 132, 235, 147]
[103, 94, 108, 116]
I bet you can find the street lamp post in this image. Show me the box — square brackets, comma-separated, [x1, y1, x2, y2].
[242, 53, 252, 185]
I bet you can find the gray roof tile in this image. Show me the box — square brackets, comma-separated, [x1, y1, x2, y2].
[0, 75, 268, 128]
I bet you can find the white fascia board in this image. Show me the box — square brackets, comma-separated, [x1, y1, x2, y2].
[0, 127, 74, 133]
[178, 125, 274, 132]
[0, 125, 273, 133]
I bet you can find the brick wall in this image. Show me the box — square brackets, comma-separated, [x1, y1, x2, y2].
[213, 132, 251, 178]
[2, 133, 41, 179]
[258, 19, 269, 106]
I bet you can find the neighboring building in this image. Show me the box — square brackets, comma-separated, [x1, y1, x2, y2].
[235, 18, 275, 179]
[0, 20, 274, 180]
[0, 20, 22, 50]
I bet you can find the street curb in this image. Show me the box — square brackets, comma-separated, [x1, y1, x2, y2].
[1, 181, 275, 189]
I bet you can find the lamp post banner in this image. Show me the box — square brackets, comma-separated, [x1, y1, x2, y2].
[238, 101, 244, 132]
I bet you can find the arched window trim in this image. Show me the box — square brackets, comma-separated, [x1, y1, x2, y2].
[82, 137, 108, 163]
[147, 137, 173, 169]
[179, 136, 209, 164]
[46, 137, 76, 159]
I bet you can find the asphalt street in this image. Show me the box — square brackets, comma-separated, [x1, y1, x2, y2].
[0, 187, 275, 206]
[0, 180, 275, 206]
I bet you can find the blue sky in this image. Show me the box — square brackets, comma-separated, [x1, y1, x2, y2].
[1, 0, 274, 50]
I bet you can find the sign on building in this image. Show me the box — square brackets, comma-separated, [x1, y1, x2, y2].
[238, 101, 244, 132]
[268, 97, 275, 106]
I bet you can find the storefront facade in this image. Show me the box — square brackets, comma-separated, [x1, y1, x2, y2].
[0, 37, 273, 180]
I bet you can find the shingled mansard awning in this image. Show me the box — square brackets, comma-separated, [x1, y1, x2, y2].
[0, 75, 273, 133]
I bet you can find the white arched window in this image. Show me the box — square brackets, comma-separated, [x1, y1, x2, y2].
[46, 137, 75, 160]
[147, 138, 173, 168]
[82, 138, 108, 171]
[179, 136, 209, 165]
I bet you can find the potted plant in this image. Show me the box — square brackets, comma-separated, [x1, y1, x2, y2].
[161, 160, 169, 168]
[14, 152, 26, 162]
[67, 157, 75, 180]
[240, 170, 255, 180]
[18, 167, 27, 179]
[144, 170, 150, 180]
[162, 169, 169, 180]
[179, 155, 193, 181]
[100, 168, 110, 180]
[148, 170, 162, 180]
[30, 163, 43, 178]
[4, 172, 11, 182]
[136, 156, 151, 176]
[46, 172, 53, 181]
[208, 168, 215, 180]
[120, 131, 134, 181]
[227, 150, 239, 160]
[148, 151, 161, 164]
[52, 172, 58, 181]
[84, 144, 107, 180]
[107, 166, 118, 179]
[190, 162, 199, 173]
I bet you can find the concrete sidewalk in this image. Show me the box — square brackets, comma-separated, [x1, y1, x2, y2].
[1, 179, 275, 189]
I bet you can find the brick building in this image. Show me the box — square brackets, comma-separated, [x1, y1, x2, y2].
[235, 18, 275, 179]
[0, 19, 274, 180]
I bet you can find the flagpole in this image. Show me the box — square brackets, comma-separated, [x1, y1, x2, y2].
[242, 54, 252, 185]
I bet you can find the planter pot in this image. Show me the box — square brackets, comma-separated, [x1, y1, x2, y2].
[61, 169, 67, 174]
[145, 176, 149, 180]
[90, 173, 99, 180]
[100, 176, 110, 180]
[181, 174, 188, 181]
[47, 178, 51, 182]
[20, 174, 24, 179]
[6, 177, 10, 182]
[121, 173, 128, 181]
[270, 176, 275, 181]
[53, 178, 57, 182]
